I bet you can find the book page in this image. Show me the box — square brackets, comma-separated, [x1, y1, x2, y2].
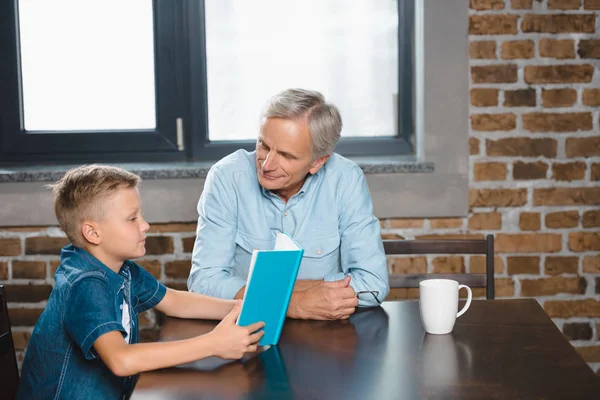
[274, 232, 301, 250]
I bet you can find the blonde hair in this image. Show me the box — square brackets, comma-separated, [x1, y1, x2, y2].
[47, 164, 140, 247]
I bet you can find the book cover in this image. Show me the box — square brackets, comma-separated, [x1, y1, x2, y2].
[237, 232, 303, 346]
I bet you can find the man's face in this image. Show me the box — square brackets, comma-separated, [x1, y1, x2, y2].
[93, 186, 149, 265]
[256, 117, 328, 200]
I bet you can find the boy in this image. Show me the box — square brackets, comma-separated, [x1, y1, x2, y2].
[17, 165, 264, 400]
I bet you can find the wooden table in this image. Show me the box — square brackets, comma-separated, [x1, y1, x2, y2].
[132, 299, 600, 399]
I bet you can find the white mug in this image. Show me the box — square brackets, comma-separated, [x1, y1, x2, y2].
[419, 279, 472, 335]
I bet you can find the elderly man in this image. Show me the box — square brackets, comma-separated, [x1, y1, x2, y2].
[188, 88, 389, 320]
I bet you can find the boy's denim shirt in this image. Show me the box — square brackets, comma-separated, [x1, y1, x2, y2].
[17, 245, 167, 400]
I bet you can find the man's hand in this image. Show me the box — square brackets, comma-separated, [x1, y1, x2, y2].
[208, 301, 265, 359]
[287, 276, 358, 320]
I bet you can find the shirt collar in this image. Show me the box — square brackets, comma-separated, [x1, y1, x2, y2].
[60, 244, 129, 283]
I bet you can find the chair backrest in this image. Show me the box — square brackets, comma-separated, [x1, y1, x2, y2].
[0, 285, 20, 399]
[384, 234, 495, 300]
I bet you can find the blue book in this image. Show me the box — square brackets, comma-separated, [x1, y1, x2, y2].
[237, 232, 303, 346]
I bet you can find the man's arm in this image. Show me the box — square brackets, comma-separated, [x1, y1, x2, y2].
[155, 288, 236, 320]
[329, 167, 390, 306]
[94, 302, 264, 377]
[233, 279, 322, 300]
[187, 167, 247, 299]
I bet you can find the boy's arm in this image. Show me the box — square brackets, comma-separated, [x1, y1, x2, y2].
[94, 301, 264, 377]
[154, 288, 236, 320]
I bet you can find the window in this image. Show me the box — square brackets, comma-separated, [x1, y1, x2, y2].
[0, 0, 415, 163]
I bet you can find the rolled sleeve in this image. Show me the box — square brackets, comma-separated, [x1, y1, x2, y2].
[187, 166, 246, 299]
[338, 168, 390, 307]
[131, 263, 167, 313]
[64, 276, 125, 360]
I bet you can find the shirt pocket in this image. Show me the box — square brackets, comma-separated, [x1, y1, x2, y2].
[234, 231, 274, 278]
[297, 234, 341, 279]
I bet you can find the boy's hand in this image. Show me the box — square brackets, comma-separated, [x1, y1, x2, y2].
[209, 301, 264, 360]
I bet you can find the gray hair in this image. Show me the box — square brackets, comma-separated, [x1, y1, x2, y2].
[262, 88, 342, 160]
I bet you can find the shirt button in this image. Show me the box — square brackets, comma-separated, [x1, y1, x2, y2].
[316, 249, 322, 255]
[284, 211, 288, 217]
[120, 305, 123, 310]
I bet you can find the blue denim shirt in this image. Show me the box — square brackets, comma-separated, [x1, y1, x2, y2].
[17, 245, 166, 400]
[187, 150, 389, 306]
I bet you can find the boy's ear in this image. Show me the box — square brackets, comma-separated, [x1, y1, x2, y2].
[81, 221, 101, 245]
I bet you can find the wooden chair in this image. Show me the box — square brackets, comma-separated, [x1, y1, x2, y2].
[0, 285, 20, 399]
[383, 234, 495, 300]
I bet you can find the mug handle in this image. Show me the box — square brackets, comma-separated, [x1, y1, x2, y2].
[456, 285, 472, 318]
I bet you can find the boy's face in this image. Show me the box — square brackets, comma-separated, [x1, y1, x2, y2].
[93, 186, 149, 265]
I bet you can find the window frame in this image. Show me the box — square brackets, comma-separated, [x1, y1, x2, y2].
[0, 0, 415, 164]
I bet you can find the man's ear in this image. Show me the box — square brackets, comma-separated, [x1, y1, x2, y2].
[81, 221, 101, 245]
[309, 154, 330, 175]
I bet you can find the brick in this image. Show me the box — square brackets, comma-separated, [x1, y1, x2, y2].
[545, 256, 579, 275]
[504, 89, 536, 107]
[470, 88, 498, 106]
[545, 299, 600, 317]
[507, 256, 540, 274]
[144, 236, 174, 255]
[3, 284, 52, 303]
[136, 260, 161, 279]
[539, 39, 575, 59]
[519, 212, 541, 231]
[469, 15, 518, 35]
[25, 237, 69, 255]
[494, 278, 515, 297]
[585, 0, 600, 9]
[468, 212, 502, 230]
[548, 0, 582, 9]
[12, 331, 30, 351]
[386, 288, 420, 301]
[166, 282, 188, 291]
[524, 65, 594, 84]
[582, 255, 600, 272]
[148, 223, 196, 233]
[511, 0, 533, 8]
[552, 162, 586, 181]
[521, 14, 595, 33]
[165, 260, 192, 279]
[513, 161, 548, 180]
[541, 88, 577, 107]
[563, 323, 592, 341]
[471, 65, 518, 84]
[470, 0, 505, 9]
[182, 237, 195, 253]
[486, 138, 557, 157]
[575, 346, 600, 363]
[522, 112, 593, 132]
[0, 238, 21, 256]
[50, 260, 60, 277]
[471, 113, 516, 131]
[578, 39, 600, 58]
[582, 89, 600, 106]
[469, 189, 527, 208]
[429, 218, 463, 229]
[545, 211, 579, 228]
[534, 187, 600, 205]
[432, 257, 465, 274]
[470, 255, 504, 274]
[470, 137, 480, 155]
[12, 261, 46, 280]
[495, 233, 562, 253]
[470, 41, 497, 59]
[389, 257, 427, 274]
[501, 40, 534, 59]
[474, 162, 507, 181]
[388, 219, 425, 229]
[569, 232, 600, 251]
[565, 137, 600, 157]
[0, 262, 7, 280]
[593, 164, 600, 180]
[8, 308, 44, 326]
[582, 210, 600, 228]
[521, 277, 586, 296]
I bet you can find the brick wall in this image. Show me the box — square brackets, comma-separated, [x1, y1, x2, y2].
[1, 0, 599, 375]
